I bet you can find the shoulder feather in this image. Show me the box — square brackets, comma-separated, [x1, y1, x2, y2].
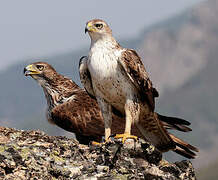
[118, 49, 158, 110]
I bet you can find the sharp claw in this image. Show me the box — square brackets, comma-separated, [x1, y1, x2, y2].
[114, 133, 138, 144]
[91, 138, 112, 146]
[91, 141, 105, 146]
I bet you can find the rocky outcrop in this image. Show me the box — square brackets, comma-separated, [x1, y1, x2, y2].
[0, 126, 196, 179]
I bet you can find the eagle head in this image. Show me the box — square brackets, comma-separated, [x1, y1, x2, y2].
[24, 62, 57, 85]
[85, 19, 112, 41]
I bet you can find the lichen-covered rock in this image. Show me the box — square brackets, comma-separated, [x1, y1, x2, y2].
[0, 126, 197, 179]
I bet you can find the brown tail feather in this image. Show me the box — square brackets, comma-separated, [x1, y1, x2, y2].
[161, 121, 192, 132]
[136, 113, 176, 153]
[137, 113, 198, 158]
[173, 147, 196, 159]
[158, 114, 192, 132]
[169, 133, 199, 159]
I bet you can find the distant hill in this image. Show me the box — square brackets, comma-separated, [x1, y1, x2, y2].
[138, 0, 218, 168]
[0, 0, 218, 172]
[138, 0, 217, 92]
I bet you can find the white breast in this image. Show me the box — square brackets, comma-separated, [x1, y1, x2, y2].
[89, 48, 119, 80]
[88, 41, 135, 109]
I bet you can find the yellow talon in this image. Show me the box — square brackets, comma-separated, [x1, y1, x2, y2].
[91, 141, 105, 146]
[159, 159, 170, 167]
[114, 133, 138, 144]
[91, 138, 111, 146]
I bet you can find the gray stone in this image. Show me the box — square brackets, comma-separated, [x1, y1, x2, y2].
[0, 126, 197, 179]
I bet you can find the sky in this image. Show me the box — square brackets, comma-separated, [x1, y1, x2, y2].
[0, 0, 203, 70]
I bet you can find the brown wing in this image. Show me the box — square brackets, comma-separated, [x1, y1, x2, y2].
[79, 56, 96, 99]
[49, 89, 129, 144]
[50, 90, 104, 142]
[119, 49, 158, 111]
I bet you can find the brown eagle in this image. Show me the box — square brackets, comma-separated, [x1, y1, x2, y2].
[80, 19, 198, 157]
[24, 62, 198, 158]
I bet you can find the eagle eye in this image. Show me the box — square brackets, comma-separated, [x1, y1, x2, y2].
[95, 23, 103, 29]
[36, 65, 44, 71]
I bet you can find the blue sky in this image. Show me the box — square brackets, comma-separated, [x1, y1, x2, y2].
[0, 0, 203, 70]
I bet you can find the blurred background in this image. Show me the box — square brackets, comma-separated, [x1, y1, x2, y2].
[0, 0, 217, 179]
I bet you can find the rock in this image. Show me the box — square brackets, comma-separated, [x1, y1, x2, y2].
[0, 126, 197, 179]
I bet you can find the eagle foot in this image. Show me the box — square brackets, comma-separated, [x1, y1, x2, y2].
[91, 141, 105, 146]
[91, 139, 111, 146]
[159, 159, 170, 167]
[114, 133, 138, 144]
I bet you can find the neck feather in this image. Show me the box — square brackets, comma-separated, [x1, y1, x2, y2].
[40, 75, 80, 109]
[91, 35, 119, 50]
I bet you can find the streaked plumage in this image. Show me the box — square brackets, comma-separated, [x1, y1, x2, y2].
[24, 62, 197, 158]
[81, 19, 198, 158]
[24, 62, 104, 144]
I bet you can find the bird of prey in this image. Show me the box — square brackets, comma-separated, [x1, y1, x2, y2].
[24, 62, 197, 158]
[80, 19, 198, 155]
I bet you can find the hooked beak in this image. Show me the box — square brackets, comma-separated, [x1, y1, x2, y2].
[24, 64, 40, 76]
[85, 22, 95, 33]
[85, 27, 88, 33]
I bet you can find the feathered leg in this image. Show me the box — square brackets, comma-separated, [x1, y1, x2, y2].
[97, 97, 112, 141]
[114, 99, 139, 143]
